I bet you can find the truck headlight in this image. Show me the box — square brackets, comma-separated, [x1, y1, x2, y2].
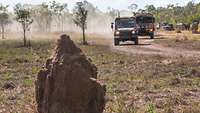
[115, 31, 120, 35]
[132, 30, 136, 34]
[150, 29, 154, 32]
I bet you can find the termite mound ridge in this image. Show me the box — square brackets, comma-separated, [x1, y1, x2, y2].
[36, 34, 106, 113]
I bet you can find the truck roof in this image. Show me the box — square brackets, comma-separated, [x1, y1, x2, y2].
[115, 17, 135, 20]
[134, 13, 154, 17]
[114, 12, 154, 21]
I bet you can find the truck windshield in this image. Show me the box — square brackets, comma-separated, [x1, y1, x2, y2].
[136, 16, 155, 23]
[115, 18, 135, 28]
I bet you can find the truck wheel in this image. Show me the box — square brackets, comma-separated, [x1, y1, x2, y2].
[135, 37, 139, 45]
[150, 33, 154, 39]
[114, 39, 119, 46]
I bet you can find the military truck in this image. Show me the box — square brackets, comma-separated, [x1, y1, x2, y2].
[135, 13, 155, 39]
[161, 23, 174, 31]
[191, 20, 199, 33]
[113, 17, 138, 45]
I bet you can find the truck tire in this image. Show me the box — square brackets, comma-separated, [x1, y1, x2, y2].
[135, 37, 139, 45]
[150, 33, 154, 39]
[114, 39, 119, 46]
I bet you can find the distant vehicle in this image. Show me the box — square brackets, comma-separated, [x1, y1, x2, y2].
[161, 22, 169, 26]
[176, 23, 186, 30]
[184, 23, 190, 30]
[113, 17, 138, 46]
[135, 13, 155, 39]
[156, 23, 160, 30]
[191, 20, 199, 33]
[162, 23, 174, 31]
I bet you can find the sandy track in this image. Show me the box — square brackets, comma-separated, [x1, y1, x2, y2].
[106, 33, 200, 58]
[4, 32, 200, 58]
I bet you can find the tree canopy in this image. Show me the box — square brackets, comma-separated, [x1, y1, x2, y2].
[144, 1, 200, 24]
[0, 4, 10, 39]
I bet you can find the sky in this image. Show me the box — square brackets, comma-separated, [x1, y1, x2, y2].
[1, 0, 200, 11]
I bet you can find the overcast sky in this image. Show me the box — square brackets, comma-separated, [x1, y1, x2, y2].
[1, 0, 200, 11]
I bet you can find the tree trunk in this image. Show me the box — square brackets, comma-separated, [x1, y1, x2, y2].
[82, 27, 87, 45]
[61, 15, 65, 32]
[1, 24, 5, 39]
[23, 24, 27, 47]
[2, 24, 5, 39]
[61, 16, 64, 32]
[2, 25, 4, 39]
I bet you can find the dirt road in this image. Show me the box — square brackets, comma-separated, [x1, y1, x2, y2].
[105, 32, 200, 58]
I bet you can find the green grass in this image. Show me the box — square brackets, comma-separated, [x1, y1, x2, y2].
[3, 73, 15, 81]
[23, 79, 33, 87]
[146, 102, 156, 113]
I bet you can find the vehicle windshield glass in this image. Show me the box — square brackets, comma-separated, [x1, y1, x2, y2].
[115, 18, 135, 28]
[136, 16, 155, 23]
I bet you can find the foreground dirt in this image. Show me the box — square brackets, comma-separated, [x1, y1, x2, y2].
[0, 32, 200, 113]
[88, 31, 200, 113]
[83, 41, 200, 113]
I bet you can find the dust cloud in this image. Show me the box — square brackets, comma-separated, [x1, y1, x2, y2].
[4, 2, 134, 39]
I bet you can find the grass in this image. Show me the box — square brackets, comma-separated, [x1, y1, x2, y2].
[3, 73, 15, 81]
[23, 79, 33, 87]
[155, 31, 200, 51]
[146, 102, 156, 113]
[81, 42, 200, 113]
[0, 32, 200, 113]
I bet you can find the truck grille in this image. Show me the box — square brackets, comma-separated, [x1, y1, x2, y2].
[139, 28, 147, 33]
[119, 31, 131, 36]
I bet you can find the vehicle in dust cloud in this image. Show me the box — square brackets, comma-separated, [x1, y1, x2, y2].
[113, 17, 139, 46]
[112, 12, 155, 46]
[161, 23, 174, 31]
[135, 13, 155, 39]
[191, 20, 199, 33]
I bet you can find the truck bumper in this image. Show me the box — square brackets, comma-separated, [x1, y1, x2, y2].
[138, 30, 154, 36]
[114, 35, 138, 41]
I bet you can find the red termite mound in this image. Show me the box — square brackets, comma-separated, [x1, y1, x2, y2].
[35, 34, 106, 113]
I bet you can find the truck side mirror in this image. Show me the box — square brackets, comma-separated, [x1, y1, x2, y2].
[111, 22, 114, 30]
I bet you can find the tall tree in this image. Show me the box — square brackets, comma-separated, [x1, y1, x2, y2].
[128, 3, 138, 12]
[49, 1, 68, 31]
[145, 5, 156, 14]
[14, 4, 33, 46]
[142, 2, 197, 24]
[107, 7, 118, 19]
[31, 3, 52, 32]
[0, 4, 10, 39]
[73, 1, 88, 45]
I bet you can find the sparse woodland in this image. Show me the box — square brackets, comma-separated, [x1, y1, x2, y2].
[1, 1, 200, 33]
[1, 1, 200, 45]
[0, 1, 200, 113]
[145, 1, 200, 24]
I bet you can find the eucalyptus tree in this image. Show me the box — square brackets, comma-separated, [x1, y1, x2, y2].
[31, 3, 52, 32]
[73, 1, 88, 45]
[14, 4, 33, 46]
[145, 5, 156, 14]
[107, 7, 118, 20]
[0, 4, 10, 39]
[128, 3, 138, 12]
[49, 1, 68, 31]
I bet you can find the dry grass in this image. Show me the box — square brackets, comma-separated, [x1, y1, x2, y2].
[0, 32, 200, 113]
